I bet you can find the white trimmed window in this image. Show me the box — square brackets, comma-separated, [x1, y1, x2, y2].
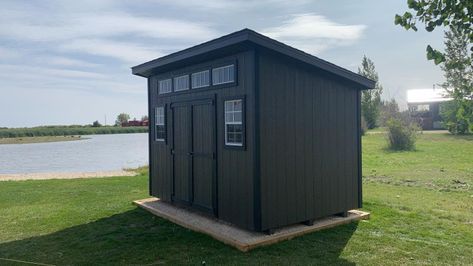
[191, 70, 210, 89]
[417, 104, 430, 111]
[212, 64, 235, 85]
[158, 79, 172, 94]
[224, 99, 243, 146]
[155, 106, 165, 141]
[174, 75, 189, 91]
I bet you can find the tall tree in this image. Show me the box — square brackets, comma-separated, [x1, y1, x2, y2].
[92, 120, 102, 127]
[379, 98, 400, 126]
[358, 55, 383, 129]
[115, 113, 130, 126]
[441, 28, 473, 134]
[394, 0, 473, 65]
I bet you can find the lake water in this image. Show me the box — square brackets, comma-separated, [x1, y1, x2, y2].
[0, 133, 148, 174]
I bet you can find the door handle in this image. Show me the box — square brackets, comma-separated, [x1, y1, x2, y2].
[188, 152, 193, 156]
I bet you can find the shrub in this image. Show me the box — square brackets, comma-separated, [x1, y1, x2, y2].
[386, 118, 419, 151]
[441, 101, 472, 135]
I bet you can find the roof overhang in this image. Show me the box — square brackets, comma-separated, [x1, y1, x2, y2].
[132, 29, 375, 90]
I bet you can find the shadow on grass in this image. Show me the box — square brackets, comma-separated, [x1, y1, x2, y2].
[0, 208, 358, 265]
[444, 133, 473, 142]
[381, 146, 419, 154]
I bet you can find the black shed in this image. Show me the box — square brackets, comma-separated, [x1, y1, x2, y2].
[132, 29, 375, 232]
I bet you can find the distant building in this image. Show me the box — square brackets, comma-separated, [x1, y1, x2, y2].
[122, 119, 149, 127]
[407, 88, 452, 130]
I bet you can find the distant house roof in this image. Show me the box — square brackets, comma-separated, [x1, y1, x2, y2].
[407, 88, 452, 104]
[131, 28, 375, 89]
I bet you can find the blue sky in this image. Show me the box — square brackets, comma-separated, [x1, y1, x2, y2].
[0, 0, 444, 127]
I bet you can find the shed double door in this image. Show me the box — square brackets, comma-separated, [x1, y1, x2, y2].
[171, 99, 216, 215]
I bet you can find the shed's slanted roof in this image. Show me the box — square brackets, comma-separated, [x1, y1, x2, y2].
[132, 28, 375, 89]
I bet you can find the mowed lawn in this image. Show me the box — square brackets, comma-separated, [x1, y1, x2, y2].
[0, 134, 472, 265]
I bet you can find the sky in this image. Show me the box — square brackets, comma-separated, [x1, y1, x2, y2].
[0, 0, 445, 127]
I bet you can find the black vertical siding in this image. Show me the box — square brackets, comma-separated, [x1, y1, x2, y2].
[216, 51, 255, 230]
[149, 76, 173, 201]
[147, 47, 362, 232]
[148, 51, 255, 230]
[258, 51, 361, 230]
[357, 90, 363, 208]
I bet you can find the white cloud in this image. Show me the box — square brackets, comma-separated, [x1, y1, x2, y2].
[42, 56, 101, 68]
[263, 14, 366, 54]
[60, 39, 163, 64]
[77, 13, 217, 41]
[0, 64, 107, 80]
[0, 7, 217, 64]
[157, 0, 311, 11]
[0, 46, 20, 59]
[0, 12, 217, 43]
[0, 64, 143, 95]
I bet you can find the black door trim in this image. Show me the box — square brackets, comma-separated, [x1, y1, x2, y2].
[170, 96, 217, 216]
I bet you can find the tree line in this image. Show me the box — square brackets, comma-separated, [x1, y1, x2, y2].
[395, 0, 472, 134]
[89, 113, 148, 127]
[355, 0, 472, 150]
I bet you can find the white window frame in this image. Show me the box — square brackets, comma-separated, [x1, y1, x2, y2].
[158, 79, 172, 94]
[224, 99, 243, 146]
[155, 106, 165, 141]
[174, 75, 189, 92]
[212, 64, 235, 85]
[417, 104, 430, 111]
[191, 70, 210, 89]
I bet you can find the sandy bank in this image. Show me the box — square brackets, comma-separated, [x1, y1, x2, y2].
[0, 170, 137, 181]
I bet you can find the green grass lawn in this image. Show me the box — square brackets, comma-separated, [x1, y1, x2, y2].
[0, 133, 472, 265]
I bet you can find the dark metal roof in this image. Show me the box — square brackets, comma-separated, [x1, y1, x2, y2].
[131, 28, 375, 89]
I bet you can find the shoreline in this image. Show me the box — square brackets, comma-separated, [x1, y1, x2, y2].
[0, 126, 148, 140]
[0, 135, 85, 145]
[0, 170, 137, 181]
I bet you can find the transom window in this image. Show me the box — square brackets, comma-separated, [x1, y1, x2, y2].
[224, 99, 243, 146]
[212, 64, 235, 85]
[174, 75, 189, 91]
[191, 70, 210, 89]
[158, 79, 172, 94]
[155, 106, 165, 141]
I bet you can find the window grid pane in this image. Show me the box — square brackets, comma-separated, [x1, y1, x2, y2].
[155, 107, 165, 141]
[156, 125, 165, 140]
[224, 99, 243, 146]
[174, 75, 189, 91]
[191, 70, 210, 88]
[155, 107, 165, 125]
[212, 65, 235, 85]
[158, 79, 172, 94]
[233, 100, 242, 111]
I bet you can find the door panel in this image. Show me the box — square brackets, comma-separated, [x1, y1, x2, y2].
[172, 105, 191, 203]
[191, 103, 215, 211]
[171, 98, 216, 214]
